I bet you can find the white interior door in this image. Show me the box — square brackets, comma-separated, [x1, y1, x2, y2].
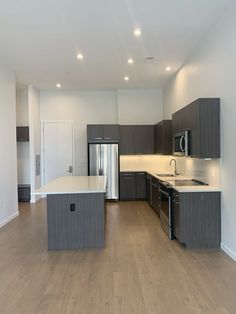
[42, 121, 74, 184]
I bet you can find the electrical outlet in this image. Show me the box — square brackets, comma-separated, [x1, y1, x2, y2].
[70, 203, 75, 212]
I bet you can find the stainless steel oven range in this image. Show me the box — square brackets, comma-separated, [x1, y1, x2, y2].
[159, 181, 173, 239]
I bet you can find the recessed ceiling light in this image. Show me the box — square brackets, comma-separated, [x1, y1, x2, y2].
[134, 28, 141, 36]
[124, 76, 129, 81]
[56, 83, 61, 88]
[77, 53, 84, 60]
[166, 66, 171, 71]
[128, 59, 134, 64]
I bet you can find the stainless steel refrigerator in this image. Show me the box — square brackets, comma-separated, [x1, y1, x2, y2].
[88, 143, 119, 200]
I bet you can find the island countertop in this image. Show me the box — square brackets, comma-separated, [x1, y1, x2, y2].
[33, 176, 107, 195]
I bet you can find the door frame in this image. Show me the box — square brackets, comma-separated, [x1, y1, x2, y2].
[41, 120, 75, 185]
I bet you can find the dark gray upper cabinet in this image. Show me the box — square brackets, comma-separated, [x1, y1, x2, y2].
[16, 126, 29, 142]
[155, 120, 172, 155]
[120, 125, 154, 155]
[172, 98, 220, 158]
[134, 125, 154, 154]
[87, 124, 119, 142]
[119, 126, 135, 155]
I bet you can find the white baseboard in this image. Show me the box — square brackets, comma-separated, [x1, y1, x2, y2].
[30, 195, 42, 204]
[0, 211, 19, 229]
[221, 243, 236, 262]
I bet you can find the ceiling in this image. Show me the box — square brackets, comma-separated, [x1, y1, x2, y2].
[0, 0, 233, 90]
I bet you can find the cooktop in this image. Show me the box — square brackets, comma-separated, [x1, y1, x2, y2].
[164, 179, 208, 187]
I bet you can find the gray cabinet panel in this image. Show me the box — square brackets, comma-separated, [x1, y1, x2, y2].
[155, 120, 172, 155]
[172, 98, 220, 158]
[134, 125, 154, 154]
[47, 193, 105, 250]
[103, 125, 119, 140]
[136, 172, 147, 199]
[119, 126, 135, 155]
[87, 124, 119, 142]
[120, 125, 154, 155]
[16, 126, 29, 141]
[172, 191, 221, 249]
[119, 172, 136, 200]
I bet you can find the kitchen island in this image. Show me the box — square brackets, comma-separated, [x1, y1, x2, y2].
[34, 176, 107, 250]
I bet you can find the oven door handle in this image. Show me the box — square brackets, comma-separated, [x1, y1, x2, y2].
[160, 189, 170, 197]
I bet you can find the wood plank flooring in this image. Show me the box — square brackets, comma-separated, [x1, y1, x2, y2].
[0, 200, 236, 314]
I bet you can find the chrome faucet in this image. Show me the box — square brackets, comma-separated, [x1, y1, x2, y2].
[169, 159, 179, 176]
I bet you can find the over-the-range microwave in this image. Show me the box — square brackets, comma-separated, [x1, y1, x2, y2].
[173, 130, 191, 156]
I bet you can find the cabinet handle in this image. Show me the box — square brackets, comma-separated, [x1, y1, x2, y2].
[104, 137, 112, 140]
[94, 137, 103, 140]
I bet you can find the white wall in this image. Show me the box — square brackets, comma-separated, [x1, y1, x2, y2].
[118, 89, 163, 124]
[28, 86, 41, 202]
[0, 64, 18, 227]
[40, 90, 118, 176]
[163, 5, 236, 260]
[16, 90, 30, 184]
[40, 89, 162, 176]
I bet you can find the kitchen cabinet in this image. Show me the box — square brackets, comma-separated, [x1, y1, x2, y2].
[87, 124, 119, 142]
[146, 174, 152, 205]
[134, 125, 154, 154]
[18, 184, 30, 202]
[172, 191, 221, 249]
[135, 172, 146, 199]
[119, 126, 135, 155]
[155, 120, 172, 155]
[120, 172, 147, 200]
[151, 177, 161, 215]
[172, 98, 220, 158]
[119, 125, 154, 155]
[16, 126, 29, 142]
[119, 172, 136, 200]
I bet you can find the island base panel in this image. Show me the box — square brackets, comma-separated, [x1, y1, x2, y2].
[47, 193, 105, 250]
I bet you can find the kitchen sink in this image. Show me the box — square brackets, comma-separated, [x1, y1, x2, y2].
[156, 173, 176, 177]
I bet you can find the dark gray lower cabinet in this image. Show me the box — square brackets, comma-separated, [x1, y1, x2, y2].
[119, 172, 136, 200]
[18, 184, 31, 202]
[47, 193, 105, 250]
[172, 191, 221, 249]
[146, 174, 152, 205]
[151, 177, 161, 215]
[136, 172, 146, 199]
[120, 172, 146, 200]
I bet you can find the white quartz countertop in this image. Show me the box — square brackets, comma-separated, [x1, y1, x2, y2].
[33, 176, 107, 195]
[120, 169, 221, 192]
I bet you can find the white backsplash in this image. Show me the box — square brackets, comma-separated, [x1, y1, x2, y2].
[120, 155, 221, 187]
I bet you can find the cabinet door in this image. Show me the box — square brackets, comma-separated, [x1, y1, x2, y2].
[172, 191, 180, 240]
[155, 122, 163, 154]
[103, 125, 119, 141]
[151, 178, 160, 215]
[155, 120, 172, 155]
[87, 125, 104, 142]
[136, 172, 146, 199]
[16, 126, 29, 141]
[134, 125, 154, 154]
[172, 111, 180, 134]
[119, 172, 136, 200]
[119, 126, 135, 155]
[146, 174, 151, 205]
